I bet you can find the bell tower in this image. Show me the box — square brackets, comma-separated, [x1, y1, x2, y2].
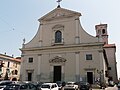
[95, 24, 108, 44]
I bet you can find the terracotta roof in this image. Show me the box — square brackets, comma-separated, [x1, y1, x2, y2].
[103, 44, 116, 48]
[10, 58, 21, 62]
[0, 54, 21, 62]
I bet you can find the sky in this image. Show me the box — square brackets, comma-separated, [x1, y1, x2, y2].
[0, 0, 120, 78]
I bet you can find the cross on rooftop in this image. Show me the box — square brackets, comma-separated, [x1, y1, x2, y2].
[56, 0, 62, 8]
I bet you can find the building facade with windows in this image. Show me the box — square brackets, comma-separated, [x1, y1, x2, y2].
[0, 54, 21, 81]
[20, 6, 117, 84]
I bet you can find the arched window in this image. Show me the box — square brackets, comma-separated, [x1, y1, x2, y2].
[12, 70, 18, 75]
[102, 29, 106, 34]
[55, 31, 62, 43]
[15, 70, 18, 75]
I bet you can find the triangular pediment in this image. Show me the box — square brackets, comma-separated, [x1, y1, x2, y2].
[39, 7, 81, 21]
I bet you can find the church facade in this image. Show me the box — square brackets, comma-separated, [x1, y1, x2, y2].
[20, 6, 117, 84]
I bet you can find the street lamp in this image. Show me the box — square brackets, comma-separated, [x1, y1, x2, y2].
[97, 70, 103, 87]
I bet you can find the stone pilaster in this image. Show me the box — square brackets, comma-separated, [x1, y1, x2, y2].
[75, 52, 80, 82]
[37, 54, 42, 81]
[39, 24, 43, 47]
[75, 18, 80, 44]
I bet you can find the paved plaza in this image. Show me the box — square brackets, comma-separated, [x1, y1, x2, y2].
[92, 85, 118, 90]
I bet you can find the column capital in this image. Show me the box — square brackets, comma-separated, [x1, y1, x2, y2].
[40, 23, 43, 25]
[21, 54, 24, 57]
[98, 50, 103, 53]
[75, 18, 79, 20]
[75, 52, 80, 54]
[38, 54, 42, 56]
[39, 40, 43, 42]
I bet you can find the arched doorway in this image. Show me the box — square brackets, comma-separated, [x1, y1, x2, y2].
[12, 78, 17, 81]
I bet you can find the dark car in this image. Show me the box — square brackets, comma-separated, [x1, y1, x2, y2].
[117, 82, 120, 88]
[80, 82, 91, 90]
[0, 80, 13, 90]
[56, 81, 66, 90]
[33, 82, 43, 90]
[3, 83, 37, 90]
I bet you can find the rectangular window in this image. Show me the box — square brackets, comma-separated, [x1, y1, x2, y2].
[7, 62, 10, 67]
[86, 54, 92, 60]
[28, 58, 33, 63]
[0, 68, 2, 72]
[15, 63, 17, 68]
[108, 67, 111, 70]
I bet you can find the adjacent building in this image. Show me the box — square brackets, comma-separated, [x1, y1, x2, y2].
[20, 5, 117, 84]
[0, 54, 21, 81]
[95, 24, 118, 83]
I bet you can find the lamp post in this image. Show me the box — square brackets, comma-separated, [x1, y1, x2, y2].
[97, 70, 103, 87]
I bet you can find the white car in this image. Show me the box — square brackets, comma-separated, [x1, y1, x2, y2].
[64, 82, 79, 90]
[40, 83, 59, 90]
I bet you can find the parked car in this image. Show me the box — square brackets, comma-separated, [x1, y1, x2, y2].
[56, 81, 66, 90]
[56, 81, 62, 90]
[33, 82, 43, 90]
[108, 80, 114, 87]
[40, 83, 59, 90]
[79, 82, 91, 90]
[117, 82, 120, 88]
[64, 81, 79, 90]
[0, 80, 13, 90]
[3, 82, 37, 90]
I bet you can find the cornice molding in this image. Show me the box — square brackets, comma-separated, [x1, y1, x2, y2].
[21, 42, 104, 51]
